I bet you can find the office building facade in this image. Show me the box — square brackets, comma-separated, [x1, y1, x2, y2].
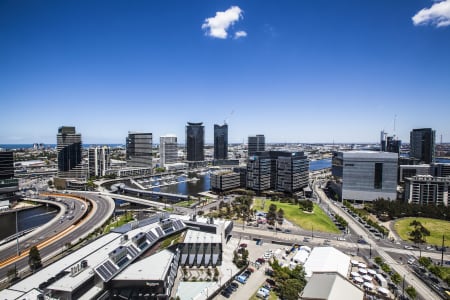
[214, 124, 228, 160]
[405, 175, 449, 206]
[126, 132, 153, 168]
[247, 151, 309, 194]
[0, 150, 18, 206]
[410, 128, 435, 164]
[332, 151, 398, 201]
[276, 152, 309, 193]
[57, 126, 85, 178]
[160, 135, 178, 167]
[88, 146, 111, 177]
[248, 135, 265, 156]
[186, 122, 204, 162]
[211, 171, 241, 192]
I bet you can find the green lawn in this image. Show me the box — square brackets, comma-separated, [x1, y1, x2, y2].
[253, 198, 340, 233]
[175, 200, 194, 208]
[394, 217, 450, 246]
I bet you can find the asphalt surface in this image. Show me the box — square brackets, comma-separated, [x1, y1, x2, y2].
[0, 192, 114, 282]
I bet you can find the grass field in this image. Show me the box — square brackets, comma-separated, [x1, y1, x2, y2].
[394, 217, 450, 246]
[253, 198, 339, 233]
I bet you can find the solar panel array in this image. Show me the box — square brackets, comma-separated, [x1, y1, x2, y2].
[95, 218, 187, 282]
[155, 227, 164, 237]
[95, 260, 118, 282]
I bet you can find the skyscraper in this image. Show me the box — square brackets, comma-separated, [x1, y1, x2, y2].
[186, 122, 204, 162]
[126, 132, 153, 168]
[88, 146, 111, 177]
[214, 123, 228, 160]
[0, 150, 18, 205]
[410, 128, 435, 164]
[380, 130, 401, 154]
[57, 126, 85, 178]
[248, 135, 265, 156]
[160, 135, 178, 167]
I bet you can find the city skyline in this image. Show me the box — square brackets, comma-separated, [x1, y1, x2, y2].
[1, 1, 450, 144]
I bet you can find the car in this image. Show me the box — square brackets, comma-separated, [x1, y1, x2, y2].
[235, 275, 248, 284]
[337, 237, 346, 241]
[404, 245, 414, 250]
[221, 290, 231, 298]
[230, 282, 239, 290]
[267, 226, 274, 230]
[284, 229, 292, 233]
[303, 237, 310, 242]
[256, 258, 265, 264]
[426, 246, 433, 250]
[357, 239, 368, 244]
[239, 243, 248, 248]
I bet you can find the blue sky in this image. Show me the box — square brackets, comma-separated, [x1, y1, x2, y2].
[1, 0, 449, 144]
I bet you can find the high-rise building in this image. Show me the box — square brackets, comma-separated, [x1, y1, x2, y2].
[246, 151, 309, 194]
[410, 128, 435, 164]
[276, 152, 309, 193]
[248, 135, 265, 156]
[332, 151, 398, 201]
[57, 126, 85, 178]
[88, 146, 111, 177]
[126, 132, 153, 168]
[0, 150, 18, 206]
[380, 131, 401, 154]
[160, 135, 178, 167]
[186, 122, 204, 162]
[214, 124, 228, 160]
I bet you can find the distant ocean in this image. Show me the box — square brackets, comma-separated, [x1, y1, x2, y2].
[0, 144, 124, 150]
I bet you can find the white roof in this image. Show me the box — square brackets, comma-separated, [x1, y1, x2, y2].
[293, 249, 310, 264]
[1, 232, 121, 296]
[183, 230, 221, 244]
[114, 250, 173, 281]
[303, 247, 350, 278]
[301, 272, 364, 300]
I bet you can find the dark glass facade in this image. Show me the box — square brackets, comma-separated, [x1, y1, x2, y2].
[410, 128, 435, 164]
[186, 122, 204, 162]
[374, 163, 383, 189]
[248, 135, 265, 156]
[126, 133, 152, 168]
[214, 124, 228, 160]
[0, 151, 14, 179]
[57, 126, 84, 178]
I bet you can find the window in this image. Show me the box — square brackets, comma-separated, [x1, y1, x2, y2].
[374, 163, 383, 189]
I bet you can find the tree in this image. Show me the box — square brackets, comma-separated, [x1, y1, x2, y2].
[267, 204, 277, 225]
[277, 208, 284, 225]
[406, 286, 417, 299]
[390, 272, 401, 285]
[374, 256, 383, 265]
[28, 246, 42, 271]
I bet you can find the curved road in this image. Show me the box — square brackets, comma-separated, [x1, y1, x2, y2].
[0, 192, 114, 281]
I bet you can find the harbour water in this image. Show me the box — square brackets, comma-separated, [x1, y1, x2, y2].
[0, 206, 58, 240]
[309, 158, 332, 171]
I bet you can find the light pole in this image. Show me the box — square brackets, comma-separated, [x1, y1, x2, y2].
[369, 243, 372, 259]
[311, 225, 314, 239]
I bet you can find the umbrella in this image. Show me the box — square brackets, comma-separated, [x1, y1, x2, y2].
[367, 269, 377, 276]
[378, 287, 389, 295]
[363, 282, 374, 290]
[362, 275, 373, 282]
[351, 271, 360, 278]
[358, 268, 367, 274]
[351, 260, 359, 266]
[354, 277, 364, 284]
[358, 263, 367, 268]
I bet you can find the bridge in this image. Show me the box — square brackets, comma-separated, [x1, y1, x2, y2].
[109, 183, 189, 202]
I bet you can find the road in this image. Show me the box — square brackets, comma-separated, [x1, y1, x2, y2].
[312, 180, 442, 300]
[0, 192, 114, 282]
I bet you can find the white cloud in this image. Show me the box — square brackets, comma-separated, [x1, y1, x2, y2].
[202, 6, 245, 39]
[412, 0, 450, 27]
[234, 31, 247, 39]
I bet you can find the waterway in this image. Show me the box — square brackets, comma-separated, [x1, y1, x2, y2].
[309, 159, 331, 171]
[0, 205, 58, 240]
[137, 173, 211, 197]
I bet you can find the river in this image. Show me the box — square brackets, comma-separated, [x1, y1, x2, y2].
[0, 205, 59, 240]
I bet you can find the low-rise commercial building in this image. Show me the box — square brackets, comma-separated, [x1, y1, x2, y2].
[405, 175, 450, 206]
[210, 171, 241, 193]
